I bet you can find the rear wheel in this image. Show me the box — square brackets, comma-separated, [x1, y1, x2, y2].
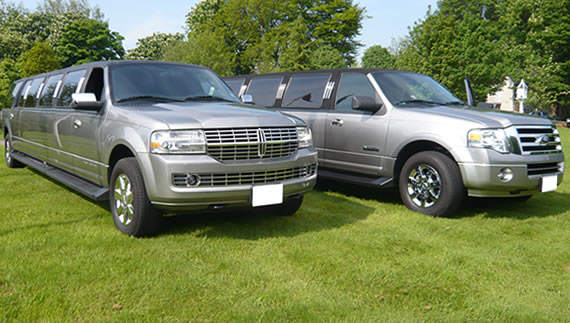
[399, 151, 464, 217]
[4, 133, 24, 168]
[110, 158, 161, 237]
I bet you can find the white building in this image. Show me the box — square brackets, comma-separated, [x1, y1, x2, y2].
[486, 76, 523, 113]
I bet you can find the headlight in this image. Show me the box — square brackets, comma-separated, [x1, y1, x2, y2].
[468, 129, 510, 153]
[297, 126, 313, 148]
[150, 130, 206, 154]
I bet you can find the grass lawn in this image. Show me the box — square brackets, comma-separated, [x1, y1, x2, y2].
[1, 128, 569, 322]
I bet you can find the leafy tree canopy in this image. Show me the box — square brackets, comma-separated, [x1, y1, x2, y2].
[126, 32, 185, 61]
[55, 18, 124, 67]
[18, 41, 61, 77]
[361, 45, 395, 69]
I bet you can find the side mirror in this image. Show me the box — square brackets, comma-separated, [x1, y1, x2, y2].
[240, 94, 254, 104]
[352, 96, 382, 112]
[72, 93, 103, 111]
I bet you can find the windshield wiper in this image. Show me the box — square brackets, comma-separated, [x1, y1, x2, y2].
[117, 96, 183, 103]
[442, 100, 464, 106]
[184, 95, 235, 103]
[394, 99, 442, 106]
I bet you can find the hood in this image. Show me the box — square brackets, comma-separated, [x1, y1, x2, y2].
[395, 105, 553, 128]
[116, 101, 303, 129]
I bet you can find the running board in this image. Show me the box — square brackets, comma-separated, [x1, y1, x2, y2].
[12, 151, 109, 201]
[318, 169, 394, 188]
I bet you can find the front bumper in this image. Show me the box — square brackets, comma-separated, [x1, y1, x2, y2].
[137, 148, 318, 211]
[456, 148, 564, 197]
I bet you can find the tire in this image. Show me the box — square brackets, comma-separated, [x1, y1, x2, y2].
[4, 133, 25, 169]
[398, 151, 465, 217]
[268, 196, 304, 216]
[109, 157, 162, 237]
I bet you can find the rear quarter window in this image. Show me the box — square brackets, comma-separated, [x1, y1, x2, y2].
[246, 77, 282, 107]
[23, 78, 45, 108]
[282, 74, 331, 109]
[39, 74, 63, 107]
[57, 70, 86, 107]
[4, 82, 22, 108]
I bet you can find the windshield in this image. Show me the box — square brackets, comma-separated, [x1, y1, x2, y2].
[372, 71, 462, 107]
[110, 63, 240, 104]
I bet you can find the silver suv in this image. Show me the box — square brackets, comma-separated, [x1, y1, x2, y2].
[225, 69, 564, 216]
[2, 61, 318, 236]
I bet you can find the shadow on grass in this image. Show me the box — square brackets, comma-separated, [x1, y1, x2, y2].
[161, 191, 374, 239]
[312, 178, 570, 220]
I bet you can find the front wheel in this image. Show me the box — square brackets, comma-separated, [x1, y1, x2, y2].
[4, 133, 25, 168]
[399, 151, 465, 217]
[110, 158, 162, 237]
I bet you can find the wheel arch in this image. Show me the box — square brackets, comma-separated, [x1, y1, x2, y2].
[393, 140, 458, 183]
[106, 144, 136, 186]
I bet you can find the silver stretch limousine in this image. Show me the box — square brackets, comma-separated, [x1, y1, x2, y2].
[2, 61, 318, 236]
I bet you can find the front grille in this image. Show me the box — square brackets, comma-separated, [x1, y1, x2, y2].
[172, 164, 317, 187]
[527, 163, 561, 176]
[516, 126, 562, 155]
[204, 127, 298, 161]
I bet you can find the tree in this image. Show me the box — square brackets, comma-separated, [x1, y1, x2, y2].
[126, 33, 185, 60]
[310, 45, 346, 69]
[0, 58, 20, 107]
[18, 42, 61, 77]
[182, 0, 364, 74]
[361, 45, 395, 69]
[55, 18, 124, 67]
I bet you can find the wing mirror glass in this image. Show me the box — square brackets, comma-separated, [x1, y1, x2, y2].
[72, 93, 103, 111]
[240, 94, 254, 104]
[352, 96, 382, 112]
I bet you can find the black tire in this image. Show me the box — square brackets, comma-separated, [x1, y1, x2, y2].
[398, 151, 464, 217]
[268, 196, 304, 216]
[4, 133, 25, 169]
[109, 157, 162, 237]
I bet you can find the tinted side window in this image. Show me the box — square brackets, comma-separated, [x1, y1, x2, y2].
[23, 78, 45, 108]
[17, 80, 32, 108]
[246, 77, 282, 107]
[335, 73, 378, 111]
[39, 74, 63, 107]
[4, 82, 22, 108]
[84, 68, 104, 101]
[282, 74, 330, 108]
[57, 70, 86, 107]
[225, 78, 244, 96]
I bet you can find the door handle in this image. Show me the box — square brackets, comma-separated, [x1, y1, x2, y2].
[73, 119, 82, 129]
[9, 113, 15, 120]
[331, 118, 344, 127]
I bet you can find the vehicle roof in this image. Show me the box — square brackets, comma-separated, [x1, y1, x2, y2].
[223, 68, 421, 79]
[13, 60, 210, 83]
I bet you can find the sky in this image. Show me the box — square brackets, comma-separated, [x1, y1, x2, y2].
[14, 0, 438, 58]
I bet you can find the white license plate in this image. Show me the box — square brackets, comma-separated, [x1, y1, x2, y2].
[251, 184, 283, 207]
[541, 175, 558, 192]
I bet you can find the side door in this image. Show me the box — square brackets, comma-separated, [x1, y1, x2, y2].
[49, 70, 86, 175]
[18, 77, 48, 161]
[278, 73, 334, 167]
[324, 72, 388, 176]
[67, 67, 106, 184]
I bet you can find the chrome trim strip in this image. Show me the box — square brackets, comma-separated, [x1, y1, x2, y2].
[13, 135, 109, 168]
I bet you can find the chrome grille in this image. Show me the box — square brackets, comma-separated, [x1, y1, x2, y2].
[172, 164, 317, 187]
[516, 126, 562, 155]
[527, 163, 561, 176]
[204, 127, 298, 161]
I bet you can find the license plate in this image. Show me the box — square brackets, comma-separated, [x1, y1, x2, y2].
[251, 184, 283, 207]
[541, 175, 558, 192]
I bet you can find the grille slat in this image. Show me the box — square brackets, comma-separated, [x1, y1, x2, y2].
[204, 127, 298, 161]
[527, 163, 560, 176]
[516, 126, 562, 155]
[172, 164, 317, 187]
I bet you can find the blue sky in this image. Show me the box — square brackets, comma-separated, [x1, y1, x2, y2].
[15, 0, 438, 58]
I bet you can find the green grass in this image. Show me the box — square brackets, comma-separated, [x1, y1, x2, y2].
[1, 128, 569, 322]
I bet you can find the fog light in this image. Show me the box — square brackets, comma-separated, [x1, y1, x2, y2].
[185, 174, 201, 187]
[498, 168, 513, 183]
